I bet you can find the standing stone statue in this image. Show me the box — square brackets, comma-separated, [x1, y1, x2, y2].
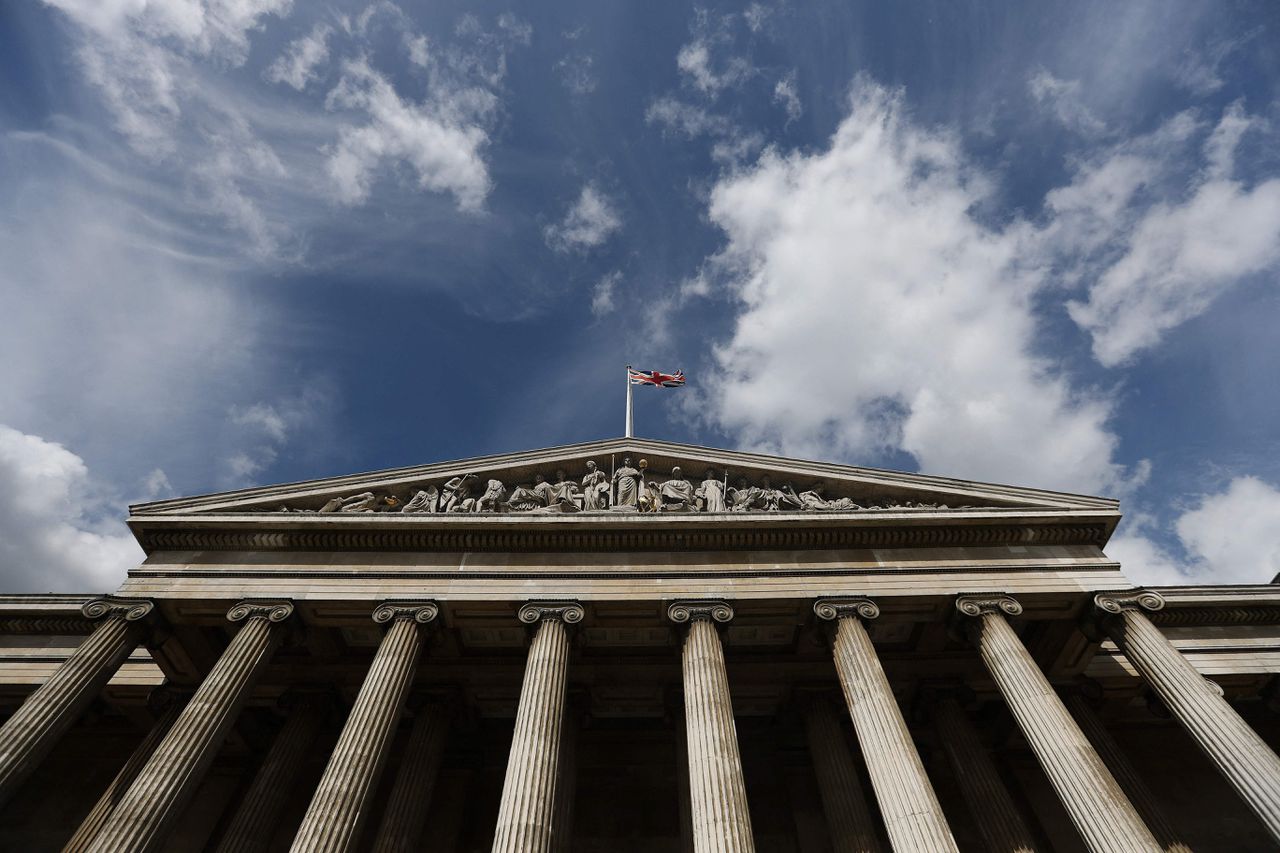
[581, 461, 609, 511]
[658, 467, 696, 512]
[696, 469, 727, 512]
[613, 457, 642, 508]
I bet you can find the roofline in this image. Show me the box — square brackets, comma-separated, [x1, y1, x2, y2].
[132, 435, 1120, 515]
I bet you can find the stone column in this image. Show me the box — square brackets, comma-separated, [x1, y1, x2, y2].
[1094, 591, 1280, 842]
[85, 600, 295, 853]
[814, 598, 957, 853]
[492, 601, 584, 853]
[668, 600, 756, 853]
[215, 690, 331, 853]
[0, 596, 155, 806]
[954, 595, 1159, 853]
[291, 601, 439, 853]
[552, 699, 581, 853]
[1062, 690, 1191, 853]
[370, 699, 449, 853]
[63, 688, 187, 853]
[932, 694, 1039, 853]
[801, 696, 882, 853]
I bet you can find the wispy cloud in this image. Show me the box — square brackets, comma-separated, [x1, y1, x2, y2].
[544, 183, 623, 252]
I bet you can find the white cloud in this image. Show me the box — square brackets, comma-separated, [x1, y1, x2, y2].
[692, 80, 1138, 495]
[0, 425, 141, 592]
[222, 385, 334, 487]
[743, 3, 771, 33]
[645, 97, 763, 165]
[325, 58, 493, 211]
[677, 40, 752, 96]
[773, 72, 802, 123]
[1062, 103, 1280, 366]
[1112, 477, 1280, 585]
[591, 271, 621, 316]
[266, 22, 333, 90]
[1028, 69, 1106, 136]
[544, 183, 622, 252]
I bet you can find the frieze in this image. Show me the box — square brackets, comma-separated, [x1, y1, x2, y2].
[134, 520, 1112, 554]
[270, 457, 984, 517]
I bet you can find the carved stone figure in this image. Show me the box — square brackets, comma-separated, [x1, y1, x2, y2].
[581, 461, 609, 511]
[550, 469, 581, 507]
[338, 493, 381, 513]
[658, 467, 696, 512]
[400, 486, 439, 513]
[475, 479, 507, 512]
[794, 482, 860, 511]
[776, 482, 803, 511]
[507, 474, 550, 512]
[697, 469, 727, 512]
[613, 457, 642, 508]
[727, 477, 755, 512]
[440, 474, 479, 513]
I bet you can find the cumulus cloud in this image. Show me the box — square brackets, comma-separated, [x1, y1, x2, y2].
[692, 80, 1137, 495]
[544, 183, 622, 252]
[0, 425, 141, 592]
[1059, 103, 1280, 366]
[266, 22, 333, 90]
[1111, 477, 1280, 585]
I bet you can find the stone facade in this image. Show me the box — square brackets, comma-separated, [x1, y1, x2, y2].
[0, 437, 1278, 851]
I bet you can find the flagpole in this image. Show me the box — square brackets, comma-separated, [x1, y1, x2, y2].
[625, 364, 634, 438]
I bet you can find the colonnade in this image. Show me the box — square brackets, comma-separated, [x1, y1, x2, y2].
[0, 591, 1278, 852]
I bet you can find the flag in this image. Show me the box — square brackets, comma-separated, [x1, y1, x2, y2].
[629, 368, 685, 387]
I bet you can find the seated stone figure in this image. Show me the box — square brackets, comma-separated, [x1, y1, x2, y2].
[507, 474, 552, 511]
[658, 466, 696, 511]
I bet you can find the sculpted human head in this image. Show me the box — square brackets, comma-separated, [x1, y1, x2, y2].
[556, 468, 566, 482]
[705, 468, 715, 480]
[671, 466, 682, 479]
[586, 460, 597, 472]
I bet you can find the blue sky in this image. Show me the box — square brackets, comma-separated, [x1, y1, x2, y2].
[2, 0, 1280, 591]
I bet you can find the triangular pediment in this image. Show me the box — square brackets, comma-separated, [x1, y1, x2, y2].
[131, 437, 1117, 517]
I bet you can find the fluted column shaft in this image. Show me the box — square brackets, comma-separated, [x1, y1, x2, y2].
[802, 698, 882, 853]
[933, 696, 1038, 853]
[552, 705, 580, 853]
[492, 601, 582, 853]
[0, 597, 153, 806]
[292, 602, 438, 853]
[1063, 692, 1191, 853]
[370, 702, 449, 853]
[670, 601, 755, 853]
[86, 600, 294, 853]
[216, 694, 329, 853]
[1097, 592, 1280, 842]
[816, 599, 957, 853]
[63, 694, 184, 853]
[957, 596, 1159, 853]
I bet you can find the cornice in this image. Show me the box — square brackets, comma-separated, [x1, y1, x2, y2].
[128, 508, 1116, 555]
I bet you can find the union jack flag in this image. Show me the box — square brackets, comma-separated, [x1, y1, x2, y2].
[629, 368, 685, 387]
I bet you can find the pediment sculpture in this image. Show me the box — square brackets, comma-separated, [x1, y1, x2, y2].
[276, 457, 974, 516]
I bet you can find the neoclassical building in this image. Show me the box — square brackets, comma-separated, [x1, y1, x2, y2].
[1, 438, 1278, 852]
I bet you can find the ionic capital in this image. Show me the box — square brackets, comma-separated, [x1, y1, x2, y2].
[955, 594, 1023, 618]
[226, 600, 295, 624]
[373, 600, 440, 625]
[518, 600, 585, 625]
[81, 596, 155, 623]
[814, 597, 880, 622]
[1094, 590, 1166, 615]
[667, 600, 734, 625]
